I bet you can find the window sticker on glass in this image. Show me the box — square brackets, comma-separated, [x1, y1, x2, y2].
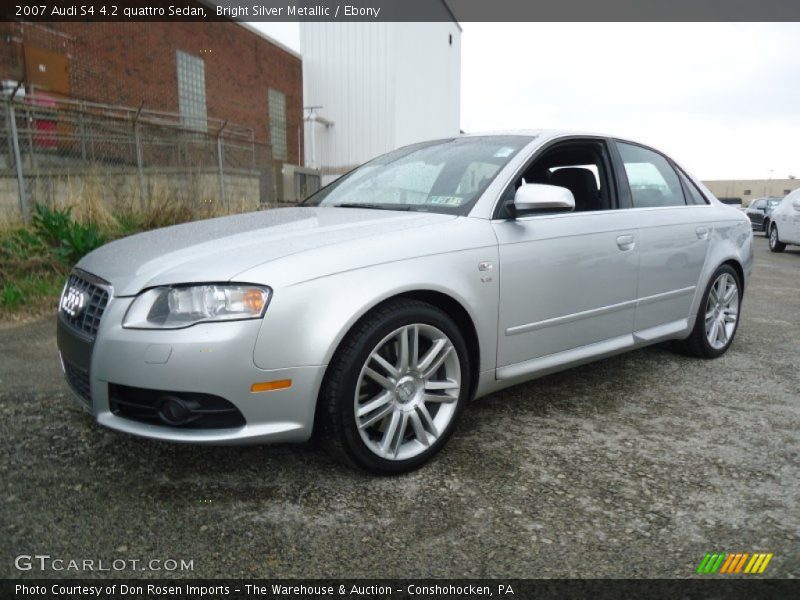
[428, 196, 464, 206]
[493, 147, 515, 158]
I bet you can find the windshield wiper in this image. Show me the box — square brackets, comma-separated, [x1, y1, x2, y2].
[333, 203, 411, 211]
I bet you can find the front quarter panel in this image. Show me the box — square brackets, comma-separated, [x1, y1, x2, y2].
[248, 222, 500, 376]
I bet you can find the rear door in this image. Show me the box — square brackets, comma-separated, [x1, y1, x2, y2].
[612, 141, 712, 339]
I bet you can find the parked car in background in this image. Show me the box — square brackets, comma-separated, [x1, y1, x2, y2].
[718, 197, 743, 210]
[56, 131, 754, 474]
[746, 197, 783, 234]
[768, 189, 800, 252]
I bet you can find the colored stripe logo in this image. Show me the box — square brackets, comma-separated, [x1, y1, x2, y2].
[697, 552, 773, 574]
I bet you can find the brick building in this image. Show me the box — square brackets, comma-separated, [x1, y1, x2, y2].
[0, 17, 303, 166]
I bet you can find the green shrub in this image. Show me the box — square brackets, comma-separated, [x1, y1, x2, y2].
[31, 204, 107, 265]
[1, 283, 23, 310]
[31, 203, 74, 247]
[0, 227, 48, 260]
[0, 274, 64, 312]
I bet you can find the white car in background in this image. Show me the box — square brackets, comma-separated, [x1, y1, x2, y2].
[768, 189, 800, 252]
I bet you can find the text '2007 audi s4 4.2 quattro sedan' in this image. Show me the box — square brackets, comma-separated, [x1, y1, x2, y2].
[57, 131, 754, 474]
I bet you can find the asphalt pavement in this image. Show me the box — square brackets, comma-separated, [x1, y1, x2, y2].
[1, 235, 798, 579]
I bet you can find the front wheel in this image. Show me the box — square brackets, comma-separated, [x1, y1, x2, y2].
[678, 265, 742, 358]
[769, 224, 786, 252]
[319, 299, 471, 474]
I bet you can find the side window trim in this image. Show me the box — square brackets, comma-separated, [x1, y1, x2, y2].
[608, 139, 633, 209]
[673, 164, 711, 206]
[492, 137, 620, 219]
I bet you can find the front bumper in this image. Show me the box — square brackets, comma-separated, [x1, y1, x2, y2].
[58, 294, 326, 445]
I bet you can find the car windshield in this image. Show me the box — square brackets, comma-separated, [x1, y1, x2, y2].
[767, 199, 782, 209]
[303, 136, 533, 215]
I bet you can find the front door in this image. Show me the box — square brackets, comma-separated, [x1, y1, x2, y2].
[493, 139, 640, 376]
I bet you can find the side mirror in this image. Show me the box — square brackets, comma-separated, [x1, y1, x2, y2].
[513, 183, 575, 215]
[792, 199, 800, 212]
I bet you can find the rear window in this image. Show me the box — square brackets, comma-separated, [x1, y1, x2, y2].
[617, 142, 687, 208]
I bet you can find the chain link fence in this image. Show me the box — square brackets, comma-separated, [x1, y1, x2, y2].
[0, 92, 275, 223]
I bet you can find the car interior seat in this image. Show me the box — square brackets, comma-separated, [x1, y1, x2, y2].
[549, 167, 601, 212]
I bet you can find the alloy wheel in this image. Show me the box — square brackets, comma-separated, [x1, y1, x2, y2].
[354, 323, 461, 461]
[704, 273, 739, 350]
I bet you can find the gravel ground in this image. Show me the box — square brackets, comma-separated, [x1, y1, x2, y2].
[1, 235, 798, 579]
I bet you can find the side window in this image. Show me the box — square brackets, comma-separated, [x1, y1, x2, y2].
[678, 171, 709, 205]
[617, 142, 686, 208]
[496, 140, 617, 218]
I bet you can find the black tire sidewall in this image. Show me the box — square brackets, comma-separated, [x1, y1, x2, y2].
[328, 301, 471, 474]
[693, 265, 742, 358]
[769, 225, 786, 252]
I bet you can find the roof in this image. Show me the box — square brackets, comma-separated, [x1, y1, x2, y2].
[236, 22, 302, 59]
[460, 129, 614, 140]
[195, 1, 302, 58]
[440, 1, 463, 31]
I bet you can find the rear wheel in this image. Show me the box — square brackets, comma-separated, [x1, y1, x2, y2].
[762, 218, 770, 235]
[319, 299, 470, 474]
[679, 265, 741, 358]
[769, 224, 786, 252]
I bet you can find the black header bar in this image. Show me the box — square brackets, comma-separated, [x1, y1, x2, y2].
[2, 0, 800, 22]
[3, 579, 797, 600]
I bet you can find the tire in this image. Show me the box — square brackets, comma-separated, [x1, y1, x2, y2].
[769, 223, 786, 252]
[679, 264, 742, 358]
[762, 219, 770, 235]
[318, 299, 471, 474]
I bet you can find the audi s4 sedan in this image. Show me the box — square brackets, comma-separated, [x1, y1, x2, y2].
[57, 131, 754, 474]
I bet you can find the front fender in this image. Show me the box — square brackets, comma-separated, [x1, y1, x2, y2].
[252, 248, 500, 374]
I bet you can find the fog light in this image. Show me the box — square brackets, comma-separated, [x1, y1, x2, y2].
[158, 396, 199, 426]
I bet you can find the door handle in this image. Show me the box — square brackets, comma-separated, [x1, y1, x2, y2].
[616, 234, 635, 251]
[696, 226, 710, 240]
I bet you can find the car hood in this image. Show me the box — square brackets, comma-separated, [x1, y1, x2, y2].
[77, 207, 455, 296]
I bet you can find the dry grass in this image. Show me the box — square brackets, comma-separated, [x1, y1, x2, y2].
[63, 173, 119, 230]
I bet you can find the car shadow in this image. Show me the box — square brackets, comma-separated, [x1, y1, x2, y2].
[74, 342, 683, 494]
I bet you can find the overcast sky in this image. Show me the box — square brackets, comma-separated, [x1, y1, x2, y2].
[250, 22, 799, 180]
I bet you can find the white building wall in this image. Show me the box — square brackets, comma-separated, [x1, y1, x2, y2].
[301, 22, 461, 183]
[393, 22, 461, 148]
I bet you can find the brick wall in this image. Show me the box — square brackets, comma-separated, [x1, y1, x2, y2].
[0, 20, 302, 161]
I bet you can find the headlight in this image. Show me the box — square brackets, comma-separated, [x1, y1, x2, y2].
[122, 284, 271, 329]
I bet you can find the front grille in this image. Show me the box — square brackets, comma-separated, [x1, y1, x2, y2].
[109, 384, 246, 429]
[60, 272, 110, 338]
[63, 360, 92, 405]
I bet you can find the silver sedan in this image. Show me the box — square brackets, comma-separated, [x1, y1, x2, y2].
[57, 131, 754, 473]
